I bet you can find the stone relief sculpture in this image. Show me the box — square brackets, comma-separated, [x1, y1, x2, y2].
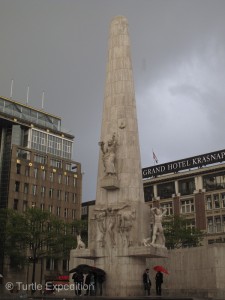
[118, 208, 136, 246]
[95, 211, 107, 247]
[150, 207, 167, 247]
[76, 234, 86, 250]
[98, 133, 117, 176]
[95, 205, 128, 247]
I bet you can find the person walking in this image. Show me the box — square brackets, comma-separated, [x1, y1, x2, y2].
[155, 271, 163, 296]
[143, 268, 151, 296]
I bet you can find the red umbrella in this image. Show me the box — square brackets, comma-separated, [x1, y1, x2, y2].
[153, 265, 169, 274]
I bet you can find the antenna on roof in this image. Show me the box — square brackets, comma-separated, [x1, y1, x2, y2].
[10, 79, 14, 99]
[41, 91, 45, 109]
[26, 86, 30, 104]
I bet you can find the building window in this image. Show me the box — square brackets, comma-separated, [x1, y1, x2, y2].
[65, 192, 69, 202]
[73, 177, 76, 187]
[41, 186, 45, 198]
[57, 190, 61, 200]
[50, 172, 54, 182]
[157, 182, 175, 199]
[207, 218, 213, 233]
[58, 174, 62, 184]
[65, 163, 71, 171]
[34, 168, 38, 179]
[23, 201, 28, 212]
[25, 166, 30, 176]
[64, 208, 68, 218]
[15, 181, 20, 192]
[221, 193, 225, 208]
[144, 185, 154, 202]
[49, 188, 53, 198]
[49, 205, 53, 214]
[213, 194, 220, 209]
[180, 199, 194, 214]
[46, 258, 55, 271]
[16, 164, 21, 174]
[203, 172, 225, 191]
[65, 175, 69, 185]
[178, 178, 195, 195]
[24, 183, 29, 194]
[57, 207, 61, 217]
[32, 185, 37, 196]
[206, 195, 212, 210]
[40, 203, 44, 211]
[42, 170, 46, 180]
[50, 159, 62, 168]
[13, 199, 19, 210]
[34, 153, 46, 164]
[31, 202, 36, 208]
[161, 202, 173, 215]
[215, 217, 222, 232]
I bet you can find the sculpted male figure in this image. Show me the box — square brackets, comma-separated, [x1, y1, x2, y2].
[151, 207, 167, 246]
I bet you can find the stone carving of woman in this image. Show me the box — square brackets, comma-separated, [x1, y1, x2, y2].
[99, 133, 117, 176]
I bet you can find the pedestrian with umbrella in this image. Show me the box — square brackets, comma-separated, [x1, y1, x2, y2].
[153, 265, 169, 296]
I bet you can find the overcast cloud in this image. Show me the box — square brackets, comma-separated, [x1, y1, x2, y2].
[1, 0, 225, 201]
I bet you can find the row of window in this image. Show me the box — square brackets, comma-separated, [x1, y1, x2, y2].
[144, 171, 225, 201]
[13, 199, 77, 219]
[159, 198, 195, 215]
[31, 129, 72, 159]
[207, 216, 225, 233]
[206, 193, 225, 210]
[16, 164, 77, 186]
[14, 181, 77, 202]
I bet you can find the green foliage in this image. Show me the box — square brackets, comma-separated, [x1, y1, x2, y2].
[2, 208, 84, 269]
[163, 215, 204, 249]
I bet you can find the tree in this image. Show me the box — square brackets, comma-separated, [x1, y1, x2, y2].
[163, 215, 204, 249]
[3, 208, 80, 294]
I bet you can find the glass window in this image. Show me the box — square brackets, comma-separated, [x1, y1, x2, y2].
[161, 202, 173, 215]
[207, 218, 213, 233]
[40, 203, 44, 211]
[49, 188, 53, 198]
[14, 199, 18, 210]
[178, 178, 195, 195]
[215, 217, 222, 232]
[58, 174, 62, 184]
[15, 181, 20, 192]
[64, 208, 68, 218]
[50, 159, 62, 168]
[49, 205, 53, 214]
[16, 164, 21, 174]
[50, 172, 54, 182]
[32, 185, 37, 196]
[41, 186, 45, 198]
[65, 192, 69, 202]
[180, 199, 194, 214]
[57, 207, 61, 217]
[221, 193, 225, 208]
[72, 193, 76, 203]
[57, 190, 61, 200]
[34, 154, 47, 164]
[213, 194, 220, 209]
[25, 166, 30, 176]
[144, 185, 154, 202]
[42, 170, 46, 180]
[206, 195, 212, 210]
[24, 183, 29, 194]
[23, 201, 28, 212]
[203, 172, 225, 191]
[157, 182, 175, 199]
[34, 168, 38, 179]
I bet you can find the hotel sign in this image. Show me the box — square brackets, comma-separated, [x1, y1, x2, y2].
[142, 149, 225, 179]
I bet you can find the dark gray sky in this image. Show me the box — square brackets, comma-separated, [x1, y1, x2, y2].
[1, 0, 225, 202]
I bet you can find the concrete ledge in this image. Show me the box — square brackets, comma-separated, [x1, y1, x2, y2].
[128, 245, 168, 258]
[100, 176, 119, 190]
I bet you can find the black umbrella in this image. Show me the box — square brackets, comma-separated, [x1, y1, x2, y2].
[69, 264, 105, 276]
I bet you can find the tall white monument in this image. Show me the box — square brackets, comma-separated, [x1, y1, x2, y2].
[70, 16, 167, 296]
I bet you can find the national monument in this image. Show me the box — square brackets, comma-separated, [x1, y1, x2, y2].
[70, 15, 167, 296]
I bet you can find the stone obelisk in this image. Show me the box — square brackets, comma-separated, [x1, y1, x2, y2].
[88, 15, 149, 296]
[70, 15, 167, 297]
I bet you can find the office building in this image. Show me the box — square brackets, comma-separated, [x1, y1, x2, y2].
[0, 95, 82, 283]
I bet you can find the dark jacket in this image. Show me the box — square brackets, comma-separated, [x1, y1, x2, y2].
[155, 271, 163, 284]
